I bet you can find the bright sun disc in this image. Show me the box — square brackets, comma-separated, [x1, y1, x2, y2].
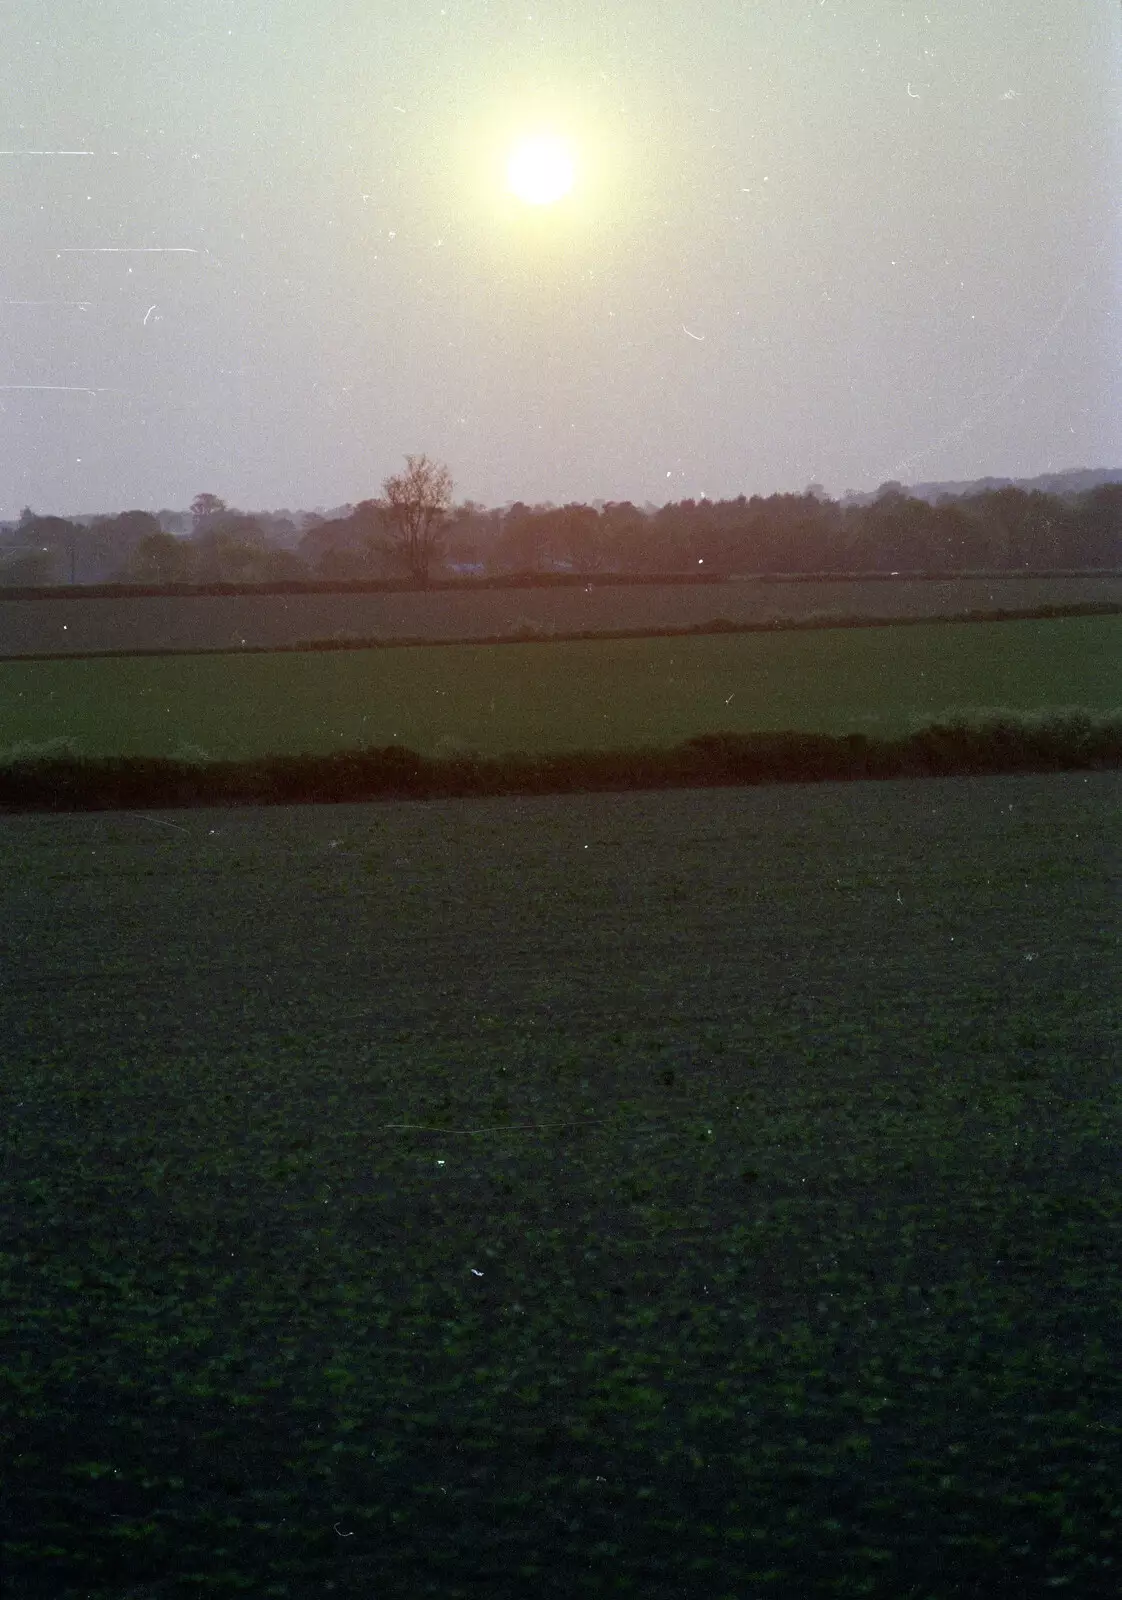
[506, 136, 575, 205]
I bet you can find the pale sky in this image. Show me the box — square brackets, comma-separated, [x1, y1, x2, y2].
[1, 0, 1119, 517]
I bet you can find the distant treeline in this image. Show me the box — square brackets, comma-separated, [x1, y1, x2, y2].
[2, 713, 1119, 812]
[2, 482, 1120, 588]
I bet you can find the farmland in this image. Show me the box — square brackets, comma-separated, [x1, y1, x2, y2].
[2, 774, 1120, 1598]
[1, 614, 1119, 764]
[1, 571, 1120, 657]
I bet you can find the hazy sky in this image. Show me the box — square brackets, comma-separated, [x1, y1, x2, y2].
[1, 0, 1119, 517]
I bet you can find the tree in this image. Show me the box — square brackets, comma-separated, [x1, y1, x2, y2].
[126, 531, 192, 585]
[259, 547, 310, 582]
[105, 509, 163, 542]
[93, 510, 163, 580]
[1075, 484, 1122, 566]
[297, 507, 391, 579]
[313, 546, 370, 581]
[377, 454, 453, 587]
[971, 487, 1062, 570]
[556, 502, 606, 573]
[18, 515, 85, 583]
[190, 493, 227, 534]
[599, 501, 648, 570]
[490, 502, 556, 573]
[192, 526, 267, 583]
[187, 513, 273, 583]
[0, 546, 58, 586]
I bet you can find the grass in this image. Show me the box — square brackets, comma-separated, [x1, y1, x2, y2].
[0, 615, 1118, 762]
[1, 773, 1120, 1598]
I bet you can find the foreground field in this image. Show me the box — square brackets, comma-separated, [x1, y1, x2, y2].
[2, 773, 1120, 1598]
[1, 614, 1119, 761]
[1, 572, 1120, 656]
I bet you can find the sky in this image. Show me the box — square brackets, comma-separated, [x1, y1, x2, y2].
[1, 0, 1119, 518]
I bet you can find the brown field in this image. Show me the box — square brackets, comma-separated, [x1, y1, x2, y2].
[1, 572, 1120, 656]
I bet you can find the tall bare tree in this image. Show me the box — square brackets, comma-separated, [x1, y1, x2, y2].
[378, 454, 453, 587]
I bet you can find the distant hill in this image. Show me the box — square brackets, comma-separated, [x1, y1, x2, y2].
[843, 467, 1122, 508]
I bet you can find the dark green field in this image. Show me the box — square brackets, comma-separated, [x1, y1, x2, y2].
[2, 773, 1120, 1598]
[2, 573, 1120, 656]
[1, 614, 1119, 761]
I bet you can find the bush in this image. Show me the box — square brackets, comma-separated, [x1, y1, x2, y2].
[1, 712, 1118, 812]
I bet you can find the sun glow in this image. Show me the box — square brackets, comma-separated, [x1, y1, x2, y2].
[506, 135, 576, 206]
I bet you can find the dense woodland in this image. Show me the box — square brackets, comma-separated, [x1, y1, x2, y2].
[2, 479, 1120, 588]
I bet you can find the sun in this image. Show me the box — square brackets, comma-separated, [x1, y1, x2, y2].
[506, 135, 576, 206]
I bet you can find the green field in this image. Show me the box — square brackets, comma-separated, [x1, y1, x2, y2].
[2, 775, 1119, 1598]
[1, 614, 1118, 762]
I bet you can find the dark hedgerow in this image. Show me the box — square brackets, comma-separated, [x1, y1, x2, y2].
[0, 711, 1119, 812]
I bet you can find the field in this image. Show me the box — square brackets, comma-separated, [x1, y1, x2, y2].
[2, 774, 1120, 1598]
[1, 572, 1120, 656]
[1, 614, 1119, 763]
